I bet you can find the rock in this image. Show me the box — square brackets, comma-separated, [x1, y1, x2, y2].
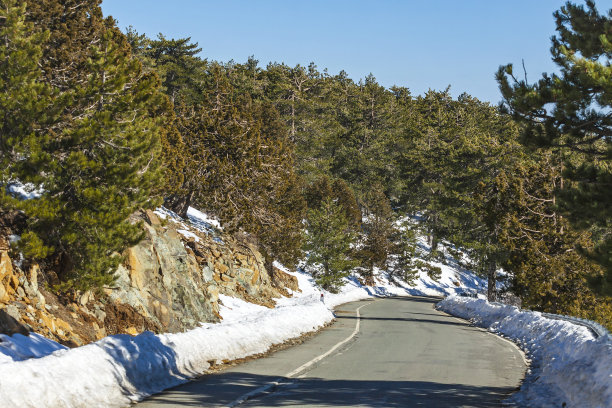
[251, 267, 260, 285]
[10, 274, 19, 290]
[36, 293, 45, 308]
[144, 209, 161, 226]
[215, 262, 229, 275]
[0, 284, 7, 304]
[200, 265, 212, 282]
[94, 308, 106, 322]
[79, 291, 91, 306]
[272, 267, 301, 292]
[28, 264, 39, 291]
[0, 308, 29, 336]
[0, 251, 15, 302]
[0, 208, 299, 344]
[126, 244, 157, 290]
[5, 304, 20, 321]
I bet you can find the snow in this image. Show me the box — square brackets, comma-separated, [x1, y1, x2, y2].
[6, 182, 44, 200]
[0, 205, 602, 407]
[186, 206, 223, 231]
[0, 294, 334, 407]
[0, 333, 67, 364]
[0, 237, 481, 408]
[154, 206, 224, 243]
[438, 296, 612, 408]
[176, 229, 200, 243]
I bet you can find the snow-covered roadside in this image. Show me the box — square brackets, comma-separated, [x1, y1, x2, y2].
[0, 207, 486, 408]
[0, 294, 334, 407]
[437, 296, 612, 408]
[0, 264, 476, 408]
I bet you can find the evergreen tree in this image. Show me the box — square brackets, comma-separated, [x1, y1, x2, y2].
[146, 34, 205, 105]
[11, 0, 167, 290]
[0, 0, 53, 199]
[495, 151, 606, 315]
[304, 175, 361, 229]
[166, 62, 305, 271]
[388, 220, 421, 285]
[399, 89, 461, 257]
[359, 185, 394, 285]
[304, 198, 358, 292]
[497, 0, 612, 294]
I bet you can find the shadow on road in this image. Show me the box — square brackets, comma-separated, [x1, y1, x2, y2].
[334, 314, 472, 327]
[142, 372, 516, 407]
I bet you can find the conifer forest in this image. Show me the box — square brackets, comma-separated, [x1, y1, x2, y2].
[1, 0, 611, 329]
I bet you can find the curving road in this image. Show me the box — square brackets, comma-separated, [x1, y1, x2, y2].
[137, 296, 526, 407]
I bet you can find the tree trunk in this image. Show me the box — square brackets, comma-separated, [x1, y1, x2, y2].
[430, 234, 439, 254]
[262, 249, 275, 285]
[163, 190, 194, 218]
[487, 260, 497, 301]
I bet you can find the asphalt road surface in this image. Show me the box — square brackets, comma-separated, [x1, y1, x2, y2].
[137, 296, 526, 407]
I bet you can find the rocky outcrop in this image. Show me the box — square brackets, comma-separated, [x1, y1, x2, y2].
[0, 208, 297, 346]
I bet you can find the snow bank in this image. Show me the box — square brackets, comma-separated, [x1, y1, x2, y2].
[437, 296, 612, 408]
[0, 333, 67, 364]
[0, 295, 333, 408]
[0, 261, 476, 408]
[0, 207, 489, 408]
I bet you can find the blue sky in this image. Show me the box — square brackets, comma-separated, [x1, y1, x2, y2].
[101, 0, 612, 104]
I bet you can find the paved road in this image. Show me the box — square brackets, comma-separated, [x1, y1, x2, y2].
[137, 296, 526, 407]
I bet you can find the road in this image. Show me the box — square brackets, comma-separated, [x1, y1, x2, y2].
[137, 296, 526, 407]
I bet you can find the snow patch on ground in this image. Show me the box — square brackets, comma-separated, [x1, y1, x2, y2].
[438, 296, 612, 408]
[154, 206, 224, 243]
[186, 206, 223, 231]
[6, 182, 44, 200]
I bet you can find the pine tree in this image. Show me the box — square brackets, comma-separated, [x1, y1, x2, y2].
[163, 62, 305, 271]
[12, 0, 167, 290]
[497, 0, 612, 294]
[388, 220, 421, 285]
[146, 34, 204, 105]
[495, 151, 606, 315]
[0, 0, 53, 200]
[359, 185, 394, 285]
[304, 198, 358, 292]
[304, 175, 361, 229]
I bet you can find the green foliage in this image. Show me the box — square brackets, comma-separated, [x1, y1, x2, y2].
[146, 34, 204, 105]
[1, 0, 167, 290]
[304, 198, 359, 292]
[388, 221, 420, 285]
[497, 0, 612, 294]
[304, 175, 361, 228]
[358, 185, 395, 284]
[490, 151, 603, 313]
[415, 260, 442, 281]
[0, 0, 52, 190]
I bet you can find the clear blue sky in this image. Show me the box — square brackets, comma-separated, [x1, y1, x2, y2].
[101, 0, 612, 104]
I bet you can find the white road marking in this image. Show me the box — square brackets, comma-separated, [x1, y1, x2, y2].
[223, 300, 375, 407]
